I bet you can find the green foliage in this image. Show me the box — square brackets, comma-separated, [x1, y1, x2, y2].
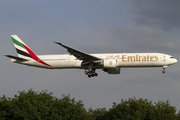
[97, 97, 178, 120]
[0, 89, 88, 120]
[0, 90, 179, 120]
[154, 100, 177, 120]
[176, 111, 180, 120]
[88, 107, 107, 120]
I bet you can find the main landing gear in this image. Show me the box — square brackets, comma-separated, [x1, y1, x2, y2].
[162, 65, 168, 74]
[84, 69, 98, 78]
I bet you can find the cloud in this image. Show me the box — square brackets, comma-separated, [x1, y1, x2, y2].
[126, 74, 156, 83]
[166, 71, 180, 81]
[111, 26, 179, 53]
[112, 25, 158, 38]
[140, 26, 157, 35]
[132, 40, 179, 53]
[0, 0, 13, 6]
[131, 0, 180, 31]
[0, 0, 42, 7]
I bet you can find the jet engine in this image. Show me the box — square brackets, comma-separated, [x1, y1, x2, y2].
[103, 59, 117, 68]
[103, 68, 121, 74]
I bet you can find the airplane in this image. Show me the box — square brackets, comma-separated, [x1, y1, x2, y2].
[5, 35, 178, 78]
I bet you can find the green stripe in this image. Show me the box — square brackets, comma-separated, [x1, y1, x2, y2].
[11, 36, 25, 49]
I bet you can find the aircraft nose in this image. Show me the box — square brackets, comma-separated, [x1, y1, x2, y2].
[175, 59, 178, 63]
[170, 58, 177, 64]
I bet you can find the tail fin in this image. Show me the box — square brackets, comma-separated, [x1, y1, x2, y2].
[11, 35, 51, 67]
[11, 35, 34, 59]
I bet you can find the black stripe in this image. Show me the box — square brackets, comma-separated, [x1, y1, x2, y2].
[16, 48, 32, 58]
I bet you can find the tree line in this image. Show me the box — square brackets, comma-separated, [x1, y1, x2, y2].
[0, 89, 179, 120]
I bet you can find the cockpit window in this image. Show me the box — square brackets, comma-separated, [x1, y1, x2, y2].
[170, 57, 175, 58]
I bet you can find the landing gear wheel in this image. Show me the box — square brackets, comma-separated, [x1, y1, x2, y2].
[88, 74, 91, 78]
[85, 71, 89, 75]
[162, 66, 167, 74]
[84, 69, 98, 78]
[94, 73, 98, 76]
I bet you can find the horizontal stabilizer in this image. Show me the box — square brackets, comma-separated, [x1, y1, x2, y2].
[5, 55, 28, 61]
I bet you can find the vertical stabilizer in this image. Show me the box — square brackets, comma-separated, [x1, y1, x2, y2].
[11, 35, 51, 66]
[11, 35, 33, 59]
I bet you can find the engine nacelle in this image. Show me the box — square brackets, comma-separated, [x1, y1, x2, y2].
[103, 59, 117, 68]
[103, 68, 121, 74]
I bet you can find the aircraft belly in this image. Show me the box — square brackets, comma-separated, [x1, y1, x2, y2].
[117, 61, 164, 67]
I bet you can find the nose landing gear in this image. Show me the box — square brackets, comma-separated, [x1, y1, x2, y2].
[162, 65, 168, 74]
[84, 69, 98, 78]
[162, 69, 165, 74]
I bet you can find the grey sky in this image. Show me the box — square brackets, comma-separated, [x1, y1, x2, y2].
[1, 0, 180, 110]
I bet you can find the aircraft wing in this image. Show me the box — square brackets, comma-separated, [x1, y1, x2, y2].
[54, 42, 102, 64]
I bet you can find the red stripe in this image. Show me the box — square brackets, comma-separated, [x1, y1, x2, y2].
[22, 44, 51, 67]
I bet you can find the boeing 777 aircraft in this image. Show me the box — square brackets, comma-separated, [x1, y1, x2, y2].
[5, 35, 177, 78]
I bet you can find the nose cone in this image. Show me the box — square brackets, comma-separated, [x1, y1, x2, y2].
[174, 58, 178, 63]
[169, 58, 178, 65]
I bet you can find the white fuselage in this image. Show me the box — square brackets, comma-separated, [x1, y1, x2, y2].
[11, 53, 177, 69]
[7, 35, 178, 77]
